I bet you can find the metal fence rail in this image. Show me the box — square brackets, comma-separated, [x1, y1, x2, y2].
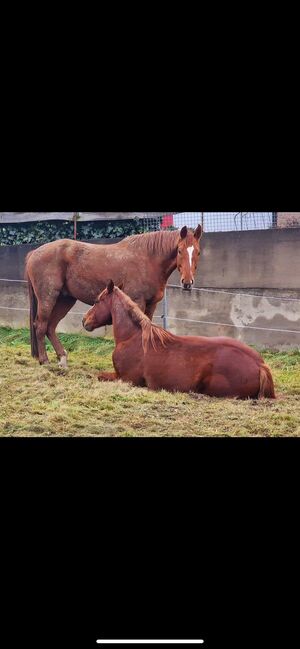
[158, 284, 300, 335]
[1, 277, 299, 338]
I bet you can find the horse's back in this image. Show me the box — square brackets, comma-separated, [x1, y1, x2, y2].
[26, 238, 72, 265]
[25, 239, 99, 272]
[174, 334, 263, 363]
[210, 335, 262, 361]
[25, 240, 81, 290]
[142, 330, 266, 397]
[26, 238, 84, 259]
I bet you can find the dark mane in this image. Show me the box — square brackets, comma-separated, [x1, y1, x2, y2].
[115, 288, 177, 353]
[121, 229, 180, 257]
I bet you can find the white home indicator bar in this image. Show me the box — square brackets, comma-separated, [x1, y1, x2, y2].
[96, 642, 204, 645]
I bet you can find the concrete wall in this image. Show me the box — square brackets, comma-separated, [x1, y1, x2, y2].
[164, 287, 300, 350]
[164, 228, 300, 349]
[1, 229, 300, 349]
[189, 227, 300, 290]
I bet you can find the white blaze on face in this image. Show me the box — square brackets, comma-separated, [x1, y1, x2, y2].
[187, 246, 194, 271]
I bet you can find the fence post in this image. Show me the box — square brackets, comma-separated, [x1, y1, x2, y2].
[162, 287, 168, 330]
[73, 212, 80, 240]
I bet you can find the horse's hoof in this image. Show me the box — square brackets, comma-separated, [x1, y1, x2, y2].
[58, 356, 68, 369]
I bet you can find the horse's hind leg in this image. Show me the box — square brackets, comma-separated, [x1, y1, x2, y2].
[35, 293, 61, 365]
[47, 296, 76, 367]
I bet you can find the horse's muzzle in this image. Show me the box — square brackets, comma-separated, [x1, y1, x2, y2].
[183, 282, 192, 290]
[82, 317, 93, 332]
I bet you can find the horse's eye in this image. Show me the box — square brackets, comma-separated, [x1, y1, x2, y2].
[178, 249, 182, 255]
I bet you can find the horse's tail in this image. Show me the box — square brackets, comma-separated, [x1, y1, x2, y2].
[25, 260, 39, 359]
[258, 363, 276, 399]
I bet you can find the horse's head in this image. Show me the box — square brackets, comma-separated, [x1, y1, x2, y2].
[176, 224, 202, 290]
[82, 280, 122, 331]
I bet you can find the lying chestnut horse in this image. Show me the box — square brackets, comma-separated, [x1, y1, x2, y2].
[25, 225, 202, 366]
[83, 281, 275, 399]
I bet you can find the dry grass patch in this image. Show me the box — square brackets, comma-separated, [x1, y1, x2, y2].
[1, 327, 300, 437]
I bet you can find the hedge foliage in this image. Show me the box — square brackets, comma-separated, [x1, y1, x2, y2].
[0, 219, 161, 246]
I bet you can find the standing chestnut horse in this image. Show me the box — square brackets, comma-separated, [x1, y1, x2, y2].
[25, 225, 202, 365]
[83, 281, 275, 399]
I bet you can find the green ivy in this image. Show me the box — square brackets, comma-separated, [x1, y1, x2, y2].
[0, 219, 161, 247]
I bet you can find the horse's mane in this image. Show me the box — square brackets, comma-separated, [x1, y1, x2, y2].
[121, 229, 180, 257]
[114, 288, 177, 353]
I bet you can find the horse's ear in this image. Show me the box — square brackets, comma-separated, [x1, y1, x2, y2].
[118, 282, 124, 291]
[194, 224, 202, 240]
[107, 279, 114, 294]
[180, 226, 188, 239]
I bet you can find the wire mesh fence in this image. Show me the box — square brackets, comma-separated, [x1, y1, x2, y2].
[138, 212, 282, 233]
[1, 213, 300, 243]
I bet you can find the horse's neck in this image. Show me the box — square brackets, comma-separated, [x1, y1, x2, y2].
[112, 294, 140, 344]
[164, 252, 177, 280]
[160, 250, 178, 280]
[125, 232, 178, 282]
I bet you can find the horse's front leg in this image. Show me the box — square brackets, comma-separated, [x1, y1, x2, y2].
[98, 371, 118, 382]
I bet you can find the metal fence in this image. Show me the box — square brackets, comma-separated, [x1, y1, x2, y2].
[139, 212, 282, 233]
[1, 278, 300, 341]
[157, 284, 300, 337]
[1, 212, 300, 234]
[1, 211, 300, 344]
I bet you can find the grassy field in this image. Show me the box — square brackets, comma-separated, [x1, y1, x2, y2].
[1, 326, 300, 436]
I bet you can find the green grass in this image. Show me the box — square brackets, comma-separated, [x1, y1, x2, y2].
[1, 326, 300, 436]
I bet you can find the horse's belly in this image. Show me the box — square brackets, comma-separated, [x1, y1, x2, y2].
[64, 277, 106, 305]
[144, 356, 197, 393]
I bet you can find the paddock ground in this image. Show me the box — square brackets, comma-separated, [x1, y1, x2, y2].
[0, 326, 300, 437]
